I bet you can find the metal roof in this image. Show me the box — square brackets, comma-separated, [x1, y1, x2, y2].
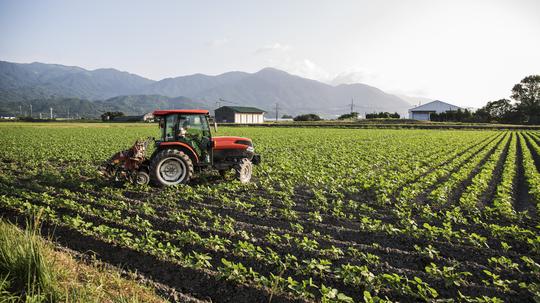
[218, 106, 265, 113]
[153, 109, 209, 116]
[409, 100, 462, 112]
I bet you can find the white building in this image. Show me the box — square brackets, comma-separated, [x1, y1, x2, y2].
[215, 106, 265, 124]
[409, 100, 463, 121]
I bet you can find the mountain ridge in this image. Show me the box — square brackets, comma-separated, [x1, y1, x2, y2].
[0, 60, 416, 118]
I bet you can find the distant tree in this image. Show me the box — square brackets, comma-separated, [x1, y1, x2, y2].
[484, 99, 513, 120]
[430, 109, 473, 122]
[472, 99, 522, 124]
[101, 111, 124, 121]
[472, 107, 491, 123]
[366, 112, 400, 119]
[511, 75, 540, 124]
[281, 114, 293, 119]
[293, 114, 322, 121]
[338, 112, 359, 120]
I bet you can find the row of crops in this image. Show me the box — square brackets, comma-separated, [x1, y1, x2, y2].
[0, 123, 539, 302]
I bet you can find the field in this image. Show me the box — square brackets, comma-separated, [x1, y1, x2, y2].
[0, 122, 539, 302]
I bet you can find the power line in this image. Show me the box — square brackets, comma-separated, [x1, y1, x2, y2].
[218, 98, 240, 106]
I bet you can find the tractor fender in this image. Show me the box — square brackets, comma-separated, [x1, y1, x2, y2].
[156, 142, 199, 163]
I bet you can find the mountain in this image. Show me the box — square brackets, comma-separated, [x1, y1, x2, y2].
[0, 95, 206, 118]
[139, 68, 411, 117]
[95, 95, 208, 115]
[0, 61, 415, 118]
[0, 61, 154, 101]
[141, 71, 250, 98]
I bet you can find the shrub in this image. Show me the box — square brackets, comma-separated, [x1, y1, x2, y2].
[293, 114, 322, 121]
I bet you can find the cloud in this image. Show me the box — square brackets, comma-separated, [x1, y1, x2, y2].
[254, 43, 291, 54]
[287, 59, 329, 81]
[328, 69, 432, 100]
[206, 38, 229, 47]
[328, 69, 379, 86]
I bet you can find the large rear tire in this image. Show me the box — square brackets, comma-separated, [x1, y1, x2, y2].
[234, 158, 253, 183]
[150, 149, 194, 186]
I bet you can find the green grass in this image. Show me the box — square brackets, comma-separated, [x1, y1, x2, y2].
[0, 216, 167, 303]
[0, 216, 59, 302]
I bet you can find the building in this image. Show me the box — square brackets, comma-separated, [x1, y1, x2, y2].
[112, 112, 154, 122]
[409, 100, 462, 121]
[215, 106, 265, 124]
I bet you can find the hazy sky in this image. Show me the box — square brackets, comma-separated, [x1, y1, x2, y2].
[1, 0, 539, 107]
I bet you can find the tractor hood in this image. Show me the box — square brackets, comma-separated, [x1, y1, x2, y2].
[212, 136, 252, 150]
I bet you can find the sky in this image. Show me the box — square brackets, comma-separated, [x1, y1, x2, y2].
[0, 0, 539, 107]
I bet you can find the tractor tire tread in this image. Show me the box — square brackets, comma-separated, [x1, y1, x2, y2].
[150, 149, 194, 187]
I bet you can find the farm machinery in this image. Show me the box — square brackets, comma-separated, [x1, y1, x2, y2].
[100, 109, 261, 186]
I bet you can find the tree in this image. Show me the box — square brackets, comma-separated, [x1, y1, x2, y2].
[293, 114, 322, 121]
[430, 109, 473, 122]
[511, 75, 540, 124]
[338, 112, 358, 120]
[473, 99, 521, 123]
[484, 99, 513, 121]
[101, 111, 124, 121]
[281, 114, 293, 119]
[365, 112, 400, 119]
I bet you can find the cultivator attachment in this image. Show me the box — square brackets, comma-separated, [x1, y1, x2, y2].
[99, 137, 153, 185]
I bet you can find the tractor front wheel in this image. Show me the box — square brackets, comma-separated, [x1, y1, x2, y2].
[134, 170, 150, 186]
[234, 158, 253, 183]
[150, 149, 194, 186]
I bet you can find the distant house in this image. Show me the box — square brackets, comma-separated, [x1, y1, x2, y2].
[215, 106, 265, 124]
[141, 112, 154, 122]
[409, 100, 462, 121]
[112, 112, 154, 122]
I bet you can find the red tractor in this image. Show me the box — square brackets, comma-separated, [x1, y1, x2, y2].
[101, 109, 260, 186]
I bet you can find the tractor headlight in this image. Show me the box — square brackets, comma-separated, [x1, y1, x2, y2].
[246, 146, 254, 153]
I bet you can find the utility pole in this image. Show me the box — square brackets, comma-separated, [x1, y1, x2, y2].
[215, 101, 221, 117]
[50, 107, 53, 119]
[350, 98, 354, 114]
[19, 105, 22, 116]
[30, 104, 32, 117]
[275, 103, 279, 122]
[67, 108, 70, 119]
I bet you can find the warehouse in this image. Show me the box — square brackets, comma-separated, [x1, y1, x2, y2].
[409, 100, 462, 121]
[215, 106, 265, 124]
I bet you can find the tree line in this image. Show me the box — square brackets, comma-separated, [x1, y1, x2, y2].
[432, 75, 540, 124]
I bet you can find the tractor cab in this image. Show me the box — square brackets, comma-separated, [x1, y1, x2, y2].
[155, 109, 213, 164]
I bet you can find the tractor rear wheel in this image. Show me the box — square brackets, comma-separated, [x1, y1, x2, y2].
[150, 149, 194, 186]
[234, 158, 253, 183]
